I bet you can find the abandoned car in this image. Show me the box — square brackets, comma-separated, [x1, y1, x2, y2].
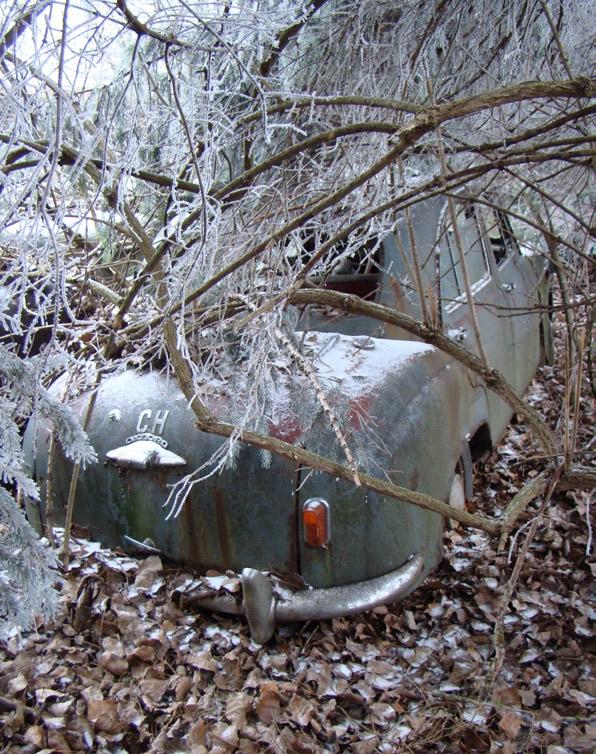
[23, 196, 551, 642]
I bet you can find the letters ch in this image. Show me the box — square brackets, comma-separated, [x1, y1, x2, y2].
[136, 408, 170, 435]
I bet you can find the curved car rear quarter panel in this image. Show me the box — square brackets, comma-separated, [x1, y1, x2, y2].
[298, 347, 482, 589]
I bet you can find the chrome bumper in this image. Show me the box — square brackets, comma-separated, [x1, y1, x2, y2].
[194, 554, 424, 643]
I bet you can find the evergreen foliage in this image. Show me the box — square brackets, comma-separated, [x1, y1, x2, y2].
[0, 487, 59, 638]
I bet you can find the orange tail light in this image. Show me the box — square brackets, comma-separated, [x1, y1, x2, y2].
[302, 498, 330, 547]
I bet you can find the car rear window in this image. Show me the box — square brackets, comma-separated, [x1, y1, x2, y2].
[294, 231, 383, 300]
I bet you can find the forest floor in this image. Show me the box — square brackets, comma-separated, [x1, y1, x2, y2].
[0, 320, 594, 754]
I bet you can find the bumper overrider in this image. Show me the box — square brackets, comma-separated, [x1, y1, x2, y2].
[192, 553, 424, 643]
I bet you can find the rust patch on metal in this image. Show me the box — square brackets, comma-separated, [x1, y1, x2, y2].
[348, 395, 372, 431]
[152, 467, 172, 489]
[291, 464, 302, 575]
[268, 415, 303, 444]
[182, 494, 199, 561]
[213, 487, 233, 565]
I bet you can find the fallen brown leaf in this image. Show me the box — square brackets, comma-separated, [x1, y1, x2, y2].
[255, 682, 283, 724]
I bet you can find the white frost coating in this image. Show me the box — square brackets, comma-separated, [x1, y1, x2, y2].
[302, 332, 434, 396]
[106, 440, 187, 469]
[445, 274, 491, 314]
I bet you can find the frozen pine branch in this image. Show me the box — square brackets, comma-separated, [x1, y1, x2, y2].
[0, 346, 97, 498]
[0, 488, 59, 638]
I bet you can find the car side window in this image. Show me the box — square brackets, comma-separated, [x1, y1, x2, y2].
[458, 203, 490, 285]
[438, 228, 461, 302]
[478, 206, 519, 266]
[439, 201, 489, 306]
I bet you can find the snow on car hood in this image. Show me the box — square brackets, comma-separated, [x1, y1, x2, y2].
[302, 331, 434, 396]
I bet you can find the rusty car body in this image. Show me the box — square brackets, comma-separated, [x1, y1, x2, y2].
[24, 196, 551, 641]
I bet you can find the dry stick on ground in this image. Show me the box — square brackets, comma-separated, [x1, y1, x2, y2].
[498, 471, 549, 551]
[568, 327, 586, 468]
[42, 432, 58, 548]
[498, 462, 595, 551]
[562, 323, 574, 469]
